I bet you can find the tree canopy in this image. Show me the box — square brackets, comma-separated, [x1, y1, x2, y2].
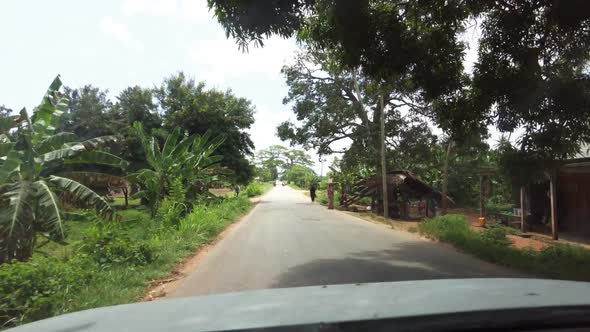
[210, 0, 590, 165]
[278, 45, 434, 173]
[254, 145, 314, 181]
[155, 73, 256, 184]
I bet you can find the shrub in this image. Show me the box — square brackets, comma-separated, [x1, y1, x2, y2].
[485, 201, 514, 215]
[0, 256, 93, 327]
[357, 197, 372, 206]
[418, 214, 471, 243]
[318, 192, 328, 204]
[418, 214, 590, 281]
[155, 197, 188, 228]
[77, 225, 157, 267]
[244, 182, 264, 197]
[479, 226, 512, 247]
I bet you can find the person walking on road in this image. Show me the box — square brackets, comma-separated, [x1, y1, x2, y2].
[309, 183, 317, 202]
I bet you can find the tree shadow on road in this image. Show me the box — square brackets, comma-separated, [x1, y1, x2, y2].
[272, 241, 527, 289]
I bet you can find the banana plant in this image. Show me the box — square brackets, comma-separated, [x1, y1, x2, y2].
[0, 76, 128, 263]
[131, 122, 224, 216]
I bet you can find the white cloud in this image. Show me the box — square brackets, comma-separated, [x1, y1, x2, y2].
[121, 0, 146, 15]
[248, 105, 287, 150]
[121, 0, 210, 23]
[187, 37, 297, 81]
[98, 16, 130, 43]
[98, 16, 144, 53]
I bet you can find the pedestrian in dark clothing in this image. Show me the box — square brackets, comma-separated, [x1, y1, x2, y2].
[310, 184, 317, 202]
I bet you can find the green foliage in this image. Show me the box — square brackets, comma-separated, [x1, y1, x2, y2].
[131, 121, 224, 216]
[0, 195, 253, 328]
[418, 215, 590, 281]
[244, 182, 264, 197]
[485, 201, 514, 216]
[155, 198, 187, 228]
[155, 73, 255, 185]
[255, 145, 313, 182]
[472, 0, 590, 158]
[179, 196, 251, 239]
[210, 0, 468, 101]
[418, 215, 472, 243]
[0, 255, 93, 327]
[77, 225, 156, 267]
[318, 192, 328, 205]
[0, 77, 125, 263]
[479, 226, 512, 247]
[284, 165, 317, 189]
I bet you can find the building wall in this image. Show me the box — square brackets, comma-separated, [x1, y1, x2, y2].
[558, 172, 590, 237]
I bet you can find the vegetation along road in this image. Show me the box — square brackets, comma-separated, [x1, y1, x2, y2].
[168, 186, 523, 298]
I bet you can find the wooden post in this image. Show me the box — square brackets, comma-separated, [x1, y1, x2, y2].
[379, 95, 390, 224]
[549, 171, 558, 240]
[479, 175, 485, 217]
[520, 186, 526, 232]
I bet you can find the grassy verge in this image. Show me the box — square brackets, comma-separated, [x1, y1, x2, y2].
[418, 215, 590, 281]
[111, 197, 141, 207]
[242, 182, 273, 197]
[1, 196, 253, 328]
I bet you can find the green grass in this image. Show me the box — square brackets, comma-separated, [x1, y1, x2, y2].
[37, 209, 153, 260]
[243, 182, 273, 197]
[66, 196, 252, 312]
[5, 196, 253, 327]
[418, 215, 590, 281]
[112, 197, 141, 207]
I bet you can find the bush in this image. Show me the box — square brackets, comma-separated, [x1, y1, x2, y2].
[77, 225, 157, 267]
[155, 197, 188, 228]
[485, 201, 514, 215]
[0, 256, 94, 327]
[244, 182, 264, 197]
[479, 226, 512, 247]
[357, 197, 372, 206]
[418, 214, 471, 243]
[418, 214, 590, 281]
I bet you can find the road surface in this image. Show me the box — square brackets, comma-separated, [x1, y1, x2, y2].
[167, 186, 523, 298]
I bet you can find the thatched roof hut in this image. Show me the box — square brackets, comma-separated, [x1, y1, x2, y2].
[341, 170, 452, 208]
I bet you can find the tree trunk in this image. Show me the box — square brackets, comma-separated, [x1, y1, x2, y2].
[441, 140, 453, 215]
[122, 186, 129, 208]
[379, 95, 389, 223]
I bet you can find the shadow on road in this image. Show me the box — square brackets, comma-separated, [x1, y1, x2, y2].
[272, 241, 526, 288]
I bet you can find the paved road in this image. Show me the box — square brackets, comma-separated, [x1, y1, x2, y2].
[168, 186, 523, 298]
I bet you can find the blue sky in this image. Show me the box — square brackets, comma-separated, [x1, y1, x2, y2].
[0, 0, 316, 168]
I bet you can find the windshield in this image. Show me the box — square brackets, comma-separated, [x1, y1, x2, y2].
[1, 0, 590, 329]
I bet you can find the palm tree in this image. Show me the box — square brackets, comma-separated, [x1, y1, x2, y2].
[131, 122, 224, 216]
[0, 76, 127, 263]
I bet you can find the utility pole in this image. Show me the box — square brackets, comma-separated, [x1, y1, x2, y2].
[319, 156, 324, 178]
[380, 95, 390, 224]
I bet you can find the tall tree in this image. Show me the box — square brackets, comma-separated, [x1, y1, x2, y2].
[112, 86, 162, 171]
[256, 145, 314, 180]
[155, 73, 256, 185]
[208, 0, 469, 101]
[210, 0, 590, 162]
[59, 85, 117, 140]
[277, 46, 431, 172]
[471, 0, 590, 162]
